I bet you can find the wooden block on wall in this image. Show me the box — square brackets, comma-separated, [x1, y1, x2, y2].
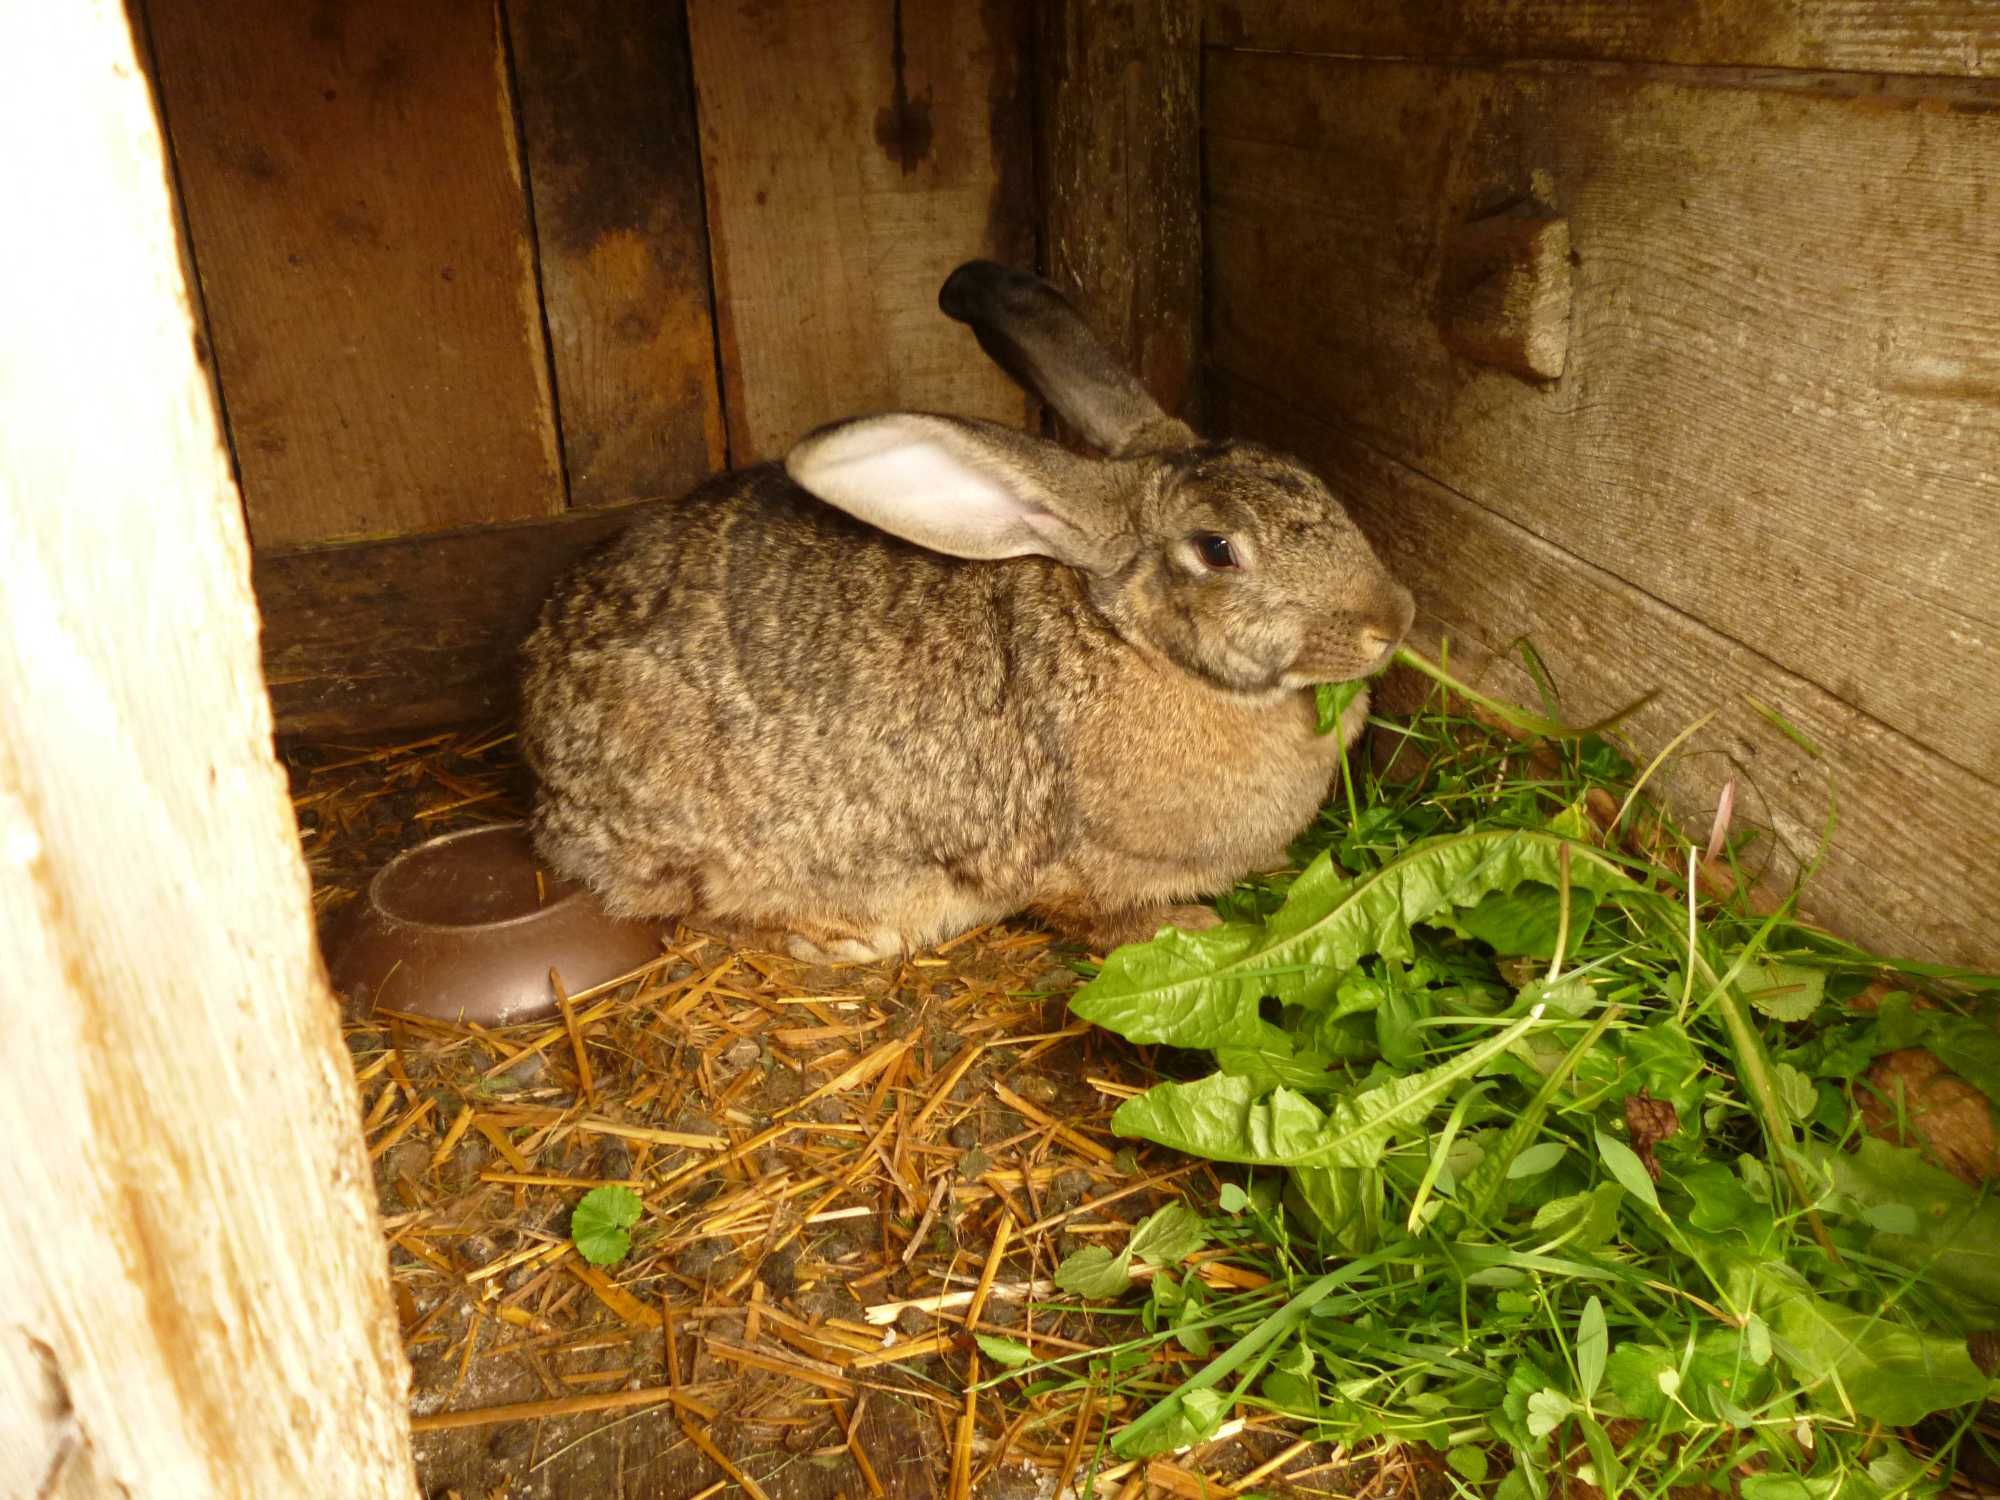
[1204, 53, 2000, 788]
[685, 0, 1036, 462]
[1437, 212, 1571, 382]
[144, 0, 563, 547]
[506, 0, 726, 504]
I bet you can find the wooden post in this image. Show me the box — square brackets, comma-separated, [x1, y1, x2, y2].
[1038, 0, 1204, 427]
[0, 5, 416, 1496]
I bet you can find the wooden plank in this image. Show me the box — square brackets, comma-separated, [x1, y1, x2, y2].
[1204, 52, 2000, 784]
[1214, 375, 2000, 972]
[685, 0, 1035, 462]
[0, 2, 415, 1491]
[1207, 0, 2000, 79]
[144, 0, 562, 546]
[254, 505, 659, 737]
[1040, 0, 1203, 425]
[506, 0, 727, 504]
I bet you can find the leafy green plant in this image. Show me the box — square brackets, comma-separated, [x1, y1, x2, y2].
[1037, 666, 2000, 1492]
[571, 1185, 643, 1266]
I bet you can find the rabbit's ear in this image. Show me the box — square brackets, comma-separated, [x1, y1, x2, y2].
[938, 261, 1195, 458]
[786, 414, 1131, 572]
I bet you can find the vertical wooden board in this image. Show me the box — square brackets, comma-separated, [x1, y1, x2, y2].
[1214, 376, 2000, 972]
[145, 0, 562, 546]
[506, 0, 726, 505]
[2, 1, 414, 1491]
[686, 0, 1035, 462]
[1040, 0, 1203, 424]
[1207, 0, 2000, 78]
[1203, 54, 2000, 784]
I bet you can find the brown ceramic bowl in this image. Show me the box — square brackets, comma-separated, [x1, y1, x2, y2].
[327, 823, 667, 1025]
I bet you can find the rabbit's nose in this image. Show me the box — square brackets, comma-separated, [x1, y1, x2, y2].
[1361, 584, 1416, 660]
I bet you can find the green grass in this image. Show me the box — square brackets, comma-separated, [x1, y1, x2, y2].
[999, 658, 2000, 1497]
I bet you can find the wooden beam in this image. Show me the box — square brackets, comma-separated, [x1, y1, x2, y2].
[0, 4, 415, 1493]
[1215, 372, 2000, 973]
[1207, 0, 2000, 79]
[254, 505, 658, 737]
[1039, 0, 1204, 425]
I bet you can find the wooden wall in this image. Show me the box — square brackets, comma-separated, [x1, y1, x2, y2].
[134, 0, 1035, 733]
[4, 2, 414, 1486]
[1202, 2, 2000, 969]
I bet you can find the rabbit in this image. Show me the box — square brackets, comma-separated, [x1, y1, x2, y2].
[519, 261, 1415, 964]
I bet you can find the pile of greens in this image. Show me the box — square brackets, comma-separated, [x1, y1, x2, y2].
[1022, 671, 2000, 1495]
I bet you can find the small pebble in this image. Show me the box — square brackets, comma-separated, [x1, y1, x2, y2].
[984, 1298, 1025, 1328]
[676, 1236, 734, 1278]
[1010, 1072, 1059, 1105]
[487, 1425, 533, 1463]
[496, 1053, 547, 1089]
[759, 1243, 800, 1300]
[1048, 1169, 1093, 1214]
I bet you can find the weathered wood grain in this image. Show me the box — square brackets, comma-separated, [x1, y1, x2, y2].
[1040, 0, 1203, 425]
[1215, 374, 2000, 972]
[254, 505, 659, 737]
[0, 3, 415, 1490]
[1207, 0, 2000, 78]
[506, 0, 726, 504]
[145, 0, 562, 546]
[1205, 52, 2000, 784]
[685, 0, 1035, 462]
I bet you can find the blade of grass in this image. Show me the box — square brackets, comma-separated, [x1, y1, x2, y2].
[1462, 1005, 1622, 1226]
[1744, 695, 1820, 757]
[1110, 1248, 1398, 1459]
[1393, 646, 1657, 742]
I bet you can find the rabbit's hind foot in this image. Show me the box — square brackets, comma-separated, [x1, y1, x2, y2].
[1031, 898, 1222, 955]
[781, 929, 903, 966]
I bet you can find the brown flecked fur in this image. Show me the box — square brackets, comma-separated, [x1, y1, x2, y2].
[520, 263, 1412, 962]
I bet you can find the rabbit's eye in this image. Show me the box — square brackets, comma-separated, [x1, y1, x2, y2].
[1195, 534, 1239, 570]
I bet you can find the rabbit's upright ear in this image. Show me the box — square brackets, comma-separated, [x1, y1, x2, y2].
[939, 261, 1195, 457]
[786, 414, 1133, 573]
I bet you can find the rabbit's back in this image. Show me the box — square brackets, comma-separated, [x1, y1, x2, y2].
[520, 468, 1095, 941]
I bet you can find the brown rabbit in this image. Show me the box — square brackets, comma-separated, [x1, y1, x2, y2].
[519, 262, 1413, 962]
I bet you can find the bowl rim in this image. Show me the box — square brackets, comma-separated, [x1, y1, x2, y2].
[363, 821, 591, 937]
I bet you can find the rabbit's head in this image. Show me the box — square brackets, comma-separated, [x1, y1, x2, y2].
[786, 262, 1413, 696]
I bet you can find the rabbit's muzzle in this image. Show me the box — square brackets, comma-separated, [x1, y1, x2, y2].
[1291, 581, 1416, 684]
